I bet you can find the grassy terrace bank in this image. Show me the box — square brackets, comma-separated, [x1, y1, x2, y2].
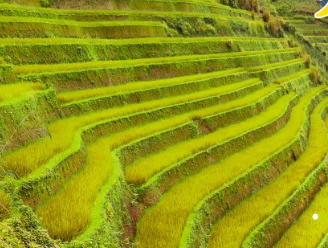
[135, 87, 326, 247]
[1, 0, 327, 247]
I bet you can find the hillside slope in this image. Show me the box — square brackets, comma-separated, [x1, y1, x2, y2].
[1, 0, 328, 248]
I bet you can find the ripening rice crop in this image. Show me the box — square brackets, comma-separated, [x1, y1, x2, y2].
[208, 97, 328, 248]
[1, 77, 259, 177]
[134, 87, 324, 248]
[34, 78, 266, 240]
[0, 83, 45, 103]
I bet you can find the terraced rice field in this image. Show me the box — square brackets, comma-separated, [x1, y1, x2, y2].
[1, 0, 328, 247]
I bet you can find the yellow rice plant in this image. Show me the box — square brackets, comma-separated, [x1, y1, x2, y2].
[274, 115, 328, 248]
[1, 78, 259, 177]
[125, 92, 295, 185]
[0, 83, 45, 103]
[207, 97, 328, 248]
[134, 87, 325, 248]
[35, 83, 280, 240]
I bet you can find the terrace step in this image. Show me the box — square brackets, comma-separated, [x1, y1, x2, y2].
[0, 3, 254, 21]
[134, 86, 325, 248]
[49, 0, 252, 20]
[249, 58, 307, 82]
[0, 82, 45, 103]
[307, 36, 328, 43]
[0, 86, 57, 152]
[34, 84, 291, 241]
[15, 48, 300, 91]
[300, 29, 328, 36]
[124, 90, 294, 187]
[0, 37, 290, 65]
[0, 17, 166, 39]
[124, 70, 314, 192]
[207, 97, 328, 248]
[2, 77, 261, 177]
[59, 68, 250, 116]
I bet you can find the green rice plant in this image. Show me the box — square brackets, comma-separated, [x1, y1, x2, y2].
[0, 0, 251, 20]
[134, 86, 325, 248]
[0, 36, 287, 46]
[14, 48, 299, 75]
[58, 68, 245, 103]
[249, 58, 305, 72]
[58, 69, 248, 115]
[249, 58, 307, 82]
[0, 6, 254, 25]
[207, 97, 328, 248]
[0, 82, 45, 103]
[1, 78, 260, 177]
[16, 49, 300, 92]
[0, 37, 289, 65]
[274, 69, 310, 85]
[0, 16, 166, 39]
[0, 16, 164, 27]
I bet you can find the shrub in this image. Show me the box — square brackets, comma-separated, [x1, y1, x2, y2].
[304, 55, 311, 68]
[251, 11, 256, 20]
[309, 66, 320, 84]
[166, 28, 179, 37]
[262, 9, 270, 22]
[226, 39, 233, 49]
[267, 16, 280, 37]
[181, 22, 194, 36]
[195, 19, 216, 36]
[40, 0, 51, 7]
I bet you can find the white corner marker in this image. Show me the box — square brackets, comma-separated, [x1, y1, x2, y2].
[313, 213, 319, 220]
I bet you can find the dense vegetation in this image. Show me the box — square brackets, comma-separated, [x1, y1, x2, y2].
[1, 0, 328, 247]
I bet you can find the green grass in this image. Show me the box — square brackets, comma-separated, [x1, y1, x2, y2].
[134, 86, 324, 248]
[207, 97, 328, 248]
[0, 83, 45, 103]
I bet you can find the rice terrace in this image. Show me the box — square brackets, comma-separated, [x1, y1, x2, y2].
[2, 0, 328, 247]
